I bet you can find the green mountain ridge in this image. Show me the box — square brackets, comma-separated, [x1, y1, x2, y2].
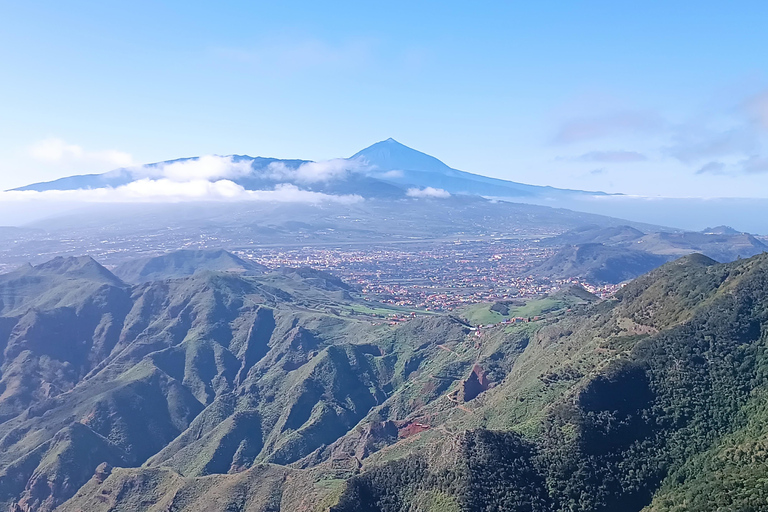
[1, 251, 768, 510]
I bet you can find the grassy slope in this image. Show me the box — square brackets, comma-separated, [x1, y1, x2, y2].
[0, 256, 479, 511]
[460, 285, 598, 325]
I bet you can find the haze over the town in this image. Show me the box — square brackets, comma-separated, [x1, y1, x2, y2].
[2, 1, 768, 199]
[6, 4, 768, 512]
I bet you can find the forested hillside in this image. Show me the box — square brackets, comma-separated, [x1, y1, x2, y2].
[332, 253, 768, 511]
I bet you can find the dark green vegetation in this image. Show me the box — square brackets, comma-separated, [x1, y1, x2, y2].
[3, 251, 768, 510]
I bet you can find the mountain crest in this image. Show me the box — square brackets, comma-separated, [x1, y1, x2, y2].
[351, 138, 452, 173]
[112, 249, 267, 284]
[12, 139, 608, 199]
[30, 255, 124, 285]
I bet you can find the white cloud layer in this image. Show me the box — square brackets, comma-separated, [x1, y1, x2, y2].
[134, 155, 254, 181]
[128, 155, 366, 184]
[266, 158, 366, 183]
[11, 148, 371, 205]
[29, 138, 134, 168]
[0, 180, 363, 204]
[406, 187, 450, 198]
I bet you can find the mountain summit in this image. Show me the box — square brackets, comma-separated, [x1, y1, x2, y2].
[353, 138, 608, 198]
[351, 138, 455, 174]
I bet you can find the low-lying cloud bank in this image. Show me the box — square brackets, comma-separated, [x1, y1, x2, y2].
[0, 180, 363, 204]
[265, 158, 366, 183]
[132, 155, 369, 184]
[135, 155, 254, 181]
[6, 154, 369, 204]
[406, 187, 451, 198]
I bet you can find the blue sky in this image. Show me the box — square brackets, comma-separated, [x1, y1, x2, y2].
[1, 1, 767, 197]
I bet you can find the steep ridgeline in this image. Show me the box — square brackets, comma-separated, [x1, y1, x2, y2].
[0, 253, 480, 511]
[4, 252, 768, 511]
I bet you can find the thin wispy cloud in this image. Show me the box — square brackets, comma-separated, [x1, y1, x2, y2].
[554, 111, 664, 144]
[575, 150, 647, 163]
[29, 138, 134, 168]
[555, 88, 768, 186]
[741, 156, 768, 174]
[696, 162, 727, 175]
[664, 126, 758, 164]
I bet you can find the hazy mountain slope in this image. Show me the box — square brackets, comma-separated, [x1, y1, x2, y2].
[544, 225, 767, 263]
[701, 225, 741, 235]
[354, 138, 608, 198]
[541, 224, 647, 246]
[11, 169, 136, 192]
[634, 231, 767, 262]
[0, 256, 125, 316]
[0, 195, 681, 275]
[112, 249, 266, 284]
[530, 243, 673, 283]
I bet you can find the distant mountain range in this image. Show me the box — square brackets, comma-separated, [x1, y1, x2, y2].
[12, 138, 609, 200]
[530, 243, 672, 284]
[531, 224, 768, 283]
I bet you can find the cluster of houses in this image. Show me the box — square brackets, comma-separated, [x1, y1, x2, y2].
[471, 316, 543, 336]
